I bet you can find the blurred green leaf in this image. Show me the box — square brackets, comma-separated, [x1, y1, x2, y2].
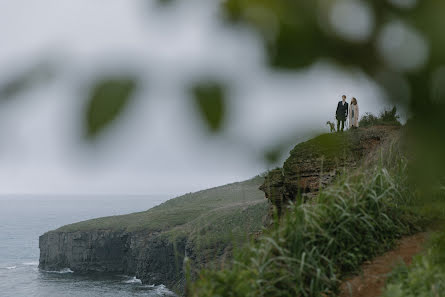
[85, 78, 137, 139]
[0, 62, 54, 100]
[264, 149, 283, 165]
[191, 82, 227, 133]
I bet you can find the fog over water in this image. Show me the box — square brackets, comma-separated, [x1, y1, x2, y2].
[0, 0, 392, 197]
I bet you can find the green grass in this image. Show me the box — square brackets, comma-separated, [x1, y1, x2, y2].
[382, 187, 445, 297]
[189, 145, 422, 297]
[55, 176, 267, 233]
[167, 200, 270, 270]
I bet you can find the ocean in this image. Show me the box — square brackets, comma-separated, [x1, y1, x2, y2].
[0, 195, 177, 297]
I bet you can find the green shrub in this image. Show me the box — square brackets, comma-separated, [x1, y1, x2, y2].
[359, 106, 401, 127]
[189, 153, 421, 297]
[359, 112, 379, 127]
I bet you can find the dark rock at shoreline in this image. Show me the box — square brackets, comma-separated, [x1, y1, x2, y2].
[39, 230, 187, 291]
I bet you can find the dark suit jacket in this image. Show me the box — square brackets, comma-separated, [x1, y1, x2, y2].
[336, 101, 349, 121]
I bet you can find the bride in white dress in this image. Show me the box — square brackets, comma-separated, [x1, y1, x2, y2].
[349, 97, 359, 129]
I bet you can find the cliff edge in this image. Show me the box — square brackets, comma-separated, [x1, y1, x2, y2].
[39, 177, 268, 293]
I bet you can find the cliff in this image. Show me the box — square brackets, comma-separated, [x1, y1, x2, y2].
[39, 177, 268, 293]
[39, 229, 188, 288]
[260, 126, 400, 214]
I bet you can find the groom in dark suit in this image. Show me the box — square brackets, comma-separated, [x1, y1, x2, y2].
[336, 95, 348, 132]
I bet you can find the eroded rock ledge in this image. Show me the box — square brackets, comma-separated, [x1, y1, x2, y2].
[260, 126, 399, 214]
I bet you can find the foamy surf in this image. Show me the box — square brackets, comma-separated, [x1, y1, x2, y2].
[22, 261, 38, 266]
[5, 266, 17, 270]
[42, 268, 74, 274]
[154, 285, 176, 296]
[123, 276, 142, 284]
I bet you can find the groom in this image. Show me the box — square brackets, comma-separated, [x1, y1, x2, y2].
[336, 95, 349, 132]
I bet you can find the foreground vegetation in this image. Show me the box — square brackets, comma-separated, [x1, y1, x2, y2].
[382, 232, 445, 297]
[382, 189, 445, 297]
[189, 143, 422, 296]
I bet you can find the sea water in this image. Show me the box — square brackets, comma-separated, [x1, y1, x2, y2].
[0, 195, 176, 297]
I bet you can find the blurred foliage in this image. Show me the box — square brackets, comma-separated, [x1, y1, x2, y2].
[263, 148, 283, 164]
[0, 0, 442, 186]
[84, 78, 137, 139]
[0, 0, 443, 181]
[359, 106, 401, 127]
[0, 62, 54, 101]
[220, 0, 445, 185]
[221, 0, 445, 74]
[191, 82, 227, 133]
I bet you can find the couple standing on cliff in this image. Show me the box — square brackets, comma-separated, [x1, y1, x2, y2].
[336, 95, 359, 132]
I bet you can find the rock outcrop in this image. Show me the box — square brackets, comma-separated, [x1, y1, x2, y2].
[39, 230, 187, 291]
[260, 126, 400, 214]
[39, 230, 132, 273]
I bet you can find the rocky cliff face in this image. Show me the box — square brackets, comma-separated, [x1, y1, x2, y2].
[260, 126, 399, 214]
[39, 230, 188, 292]
[39, 230, 132, 273]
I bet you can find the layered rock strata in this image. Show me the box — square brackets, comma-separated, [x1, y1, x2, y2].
[39, 230, 187, 291]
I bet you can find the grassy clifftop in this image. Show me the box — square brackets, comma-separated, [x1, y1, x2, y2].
[55, 175, 267, 234]
[190, 127, 423, 297]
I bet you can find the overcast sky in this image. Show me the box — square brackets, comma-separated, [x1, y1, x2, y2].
[0, 0, 392, 197]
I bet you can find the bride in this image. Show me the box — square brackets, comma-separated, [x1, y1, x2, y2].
[349, 97, 359, 129]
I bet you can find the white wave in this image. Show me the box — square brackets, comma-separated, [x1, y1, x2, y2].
[123, 276, 142, 284]
[155, 284, 177, 296]
[42, 268, 74, 274]
[5, 266, 17, 270]
[22, 261, 39, 266]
